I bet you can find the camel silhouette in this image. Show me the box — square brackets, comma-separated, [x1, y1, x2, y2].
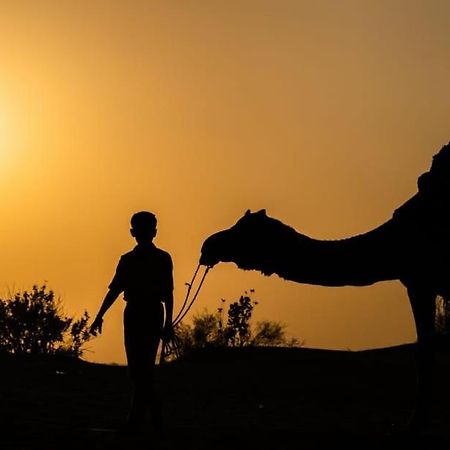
[200, 142, 450, 429]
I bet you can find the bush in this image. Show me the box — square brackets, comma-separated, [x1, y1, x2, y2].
[171, 290, 302, 358]
[252, 320, 287, 346]
[173, 312, 223, 356]
[435, 295, 450, 347]
[224, 294, 254, 347]
[436, 296, 450, 336]
[252, 320, 302, 347]
[0, 285, 92, 358]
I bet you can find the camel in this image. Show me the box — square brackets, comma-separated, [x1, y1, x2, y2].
[199, 142, 450, 429]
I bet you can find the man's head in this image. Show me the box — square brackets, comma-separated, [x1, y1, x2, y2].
[130, 211, 157, 244]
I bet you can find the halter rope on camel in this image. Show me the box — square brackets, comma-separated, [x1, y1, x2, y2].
[160, 264, 211, 363]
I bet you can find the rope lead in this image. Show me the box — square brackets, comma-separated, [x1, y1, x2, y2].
[160, 264, 211, 363]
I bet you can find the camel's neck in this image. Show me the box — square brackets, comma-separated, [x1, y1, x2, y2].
[248, 220, 401, 287]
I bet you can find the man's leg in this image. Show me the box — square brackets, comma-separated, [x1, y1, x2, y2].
[126, 338, 161, 426]
[124, 305, 163, 428]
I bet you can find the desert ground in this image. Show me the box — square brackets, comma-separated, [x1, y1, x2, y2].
[1, 345, 450, 449]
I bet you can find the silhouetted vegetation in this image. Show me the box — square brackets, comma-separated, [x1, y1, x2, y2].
[435, 296, 450, 347]
[0, 285, 92, 357]
[173, 290, 301, 357]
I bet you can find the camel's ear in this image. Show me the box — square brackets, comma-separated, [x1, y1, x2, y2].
[256, 209, 267, 216]
[245, 209, 251, 216]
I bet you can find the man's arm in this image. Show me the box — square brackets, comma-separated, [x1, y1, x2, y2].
[90, 289, 121, 336]
[91, 257, 125, 335]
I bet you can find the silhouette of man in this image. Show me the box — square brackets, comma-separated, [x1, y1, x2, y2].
[90, 211, 174, 430]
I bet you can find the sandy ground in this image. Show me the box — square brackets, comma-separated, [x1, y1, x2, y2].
[1, 345, 450, 449]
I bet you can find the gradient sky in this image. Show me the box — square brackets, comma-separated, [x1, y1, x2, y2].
[0, 0, 449, 363]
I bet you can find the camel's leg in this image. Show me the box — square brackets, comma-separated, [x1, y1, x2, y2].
[407, 285, 436, 430]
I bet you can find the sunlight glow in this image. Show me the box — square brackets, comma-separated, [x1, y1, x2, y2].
[0, 1, 448, 363]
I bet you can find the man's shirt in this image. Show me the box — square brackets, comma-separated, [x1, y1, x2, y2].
[109, 242, 173, 306]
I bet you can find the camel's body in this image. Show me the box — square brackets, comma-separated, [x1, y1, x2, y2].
[200, 209, 450, 292]
[234, 218, 401, 287]
[200, 142, 450, 428]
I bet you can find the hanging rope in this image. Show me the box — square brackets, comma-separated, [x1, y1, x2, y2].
[173, 266, 210, 327]
[172, 264, 201, 325]
[160, 264, 211, 363]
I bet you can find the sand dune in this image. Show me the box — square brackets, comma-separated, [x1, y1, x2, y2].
[1, 345, 450, 449]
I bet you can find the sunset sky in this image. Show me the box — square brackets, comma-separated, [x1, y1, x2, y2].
[1, 0, 449, 364]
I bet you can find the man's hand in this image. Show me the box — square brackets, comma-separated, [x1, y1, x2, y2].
[90, 316, 104, 336]
[162, 324, 175, 342]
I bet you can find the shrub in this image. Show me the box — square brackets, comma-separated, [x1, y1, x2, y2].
[0, 285, 92, 358]
[171, 290, 302, 358]
[224, 294, 254, 347]
[252, 320, 302, 347]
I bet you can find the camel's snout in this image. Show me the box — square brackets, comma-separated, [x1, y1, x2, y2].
[199, 232, 227, 267]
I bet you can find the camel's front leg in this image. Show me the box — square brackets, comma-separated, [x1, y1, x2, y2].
[407, 285, 436, 431]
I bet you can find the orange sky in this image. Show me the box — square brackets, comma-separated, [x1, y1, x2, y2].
[0, 1, 449, 363]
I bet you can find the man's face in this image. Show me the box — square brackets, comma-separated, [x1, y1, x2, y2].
[130, 226, 157, 242]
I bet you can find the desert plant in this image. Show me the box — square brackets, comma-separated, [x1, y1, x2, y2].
[252, 320, 302, 347]
[252, 320, 286, 346]
[171, 290, 302, 358]
[435, 295, 450, 348]
[436, 296, 450, 333]
[0, 285, 92, 357]
[224, 293, 255, 347]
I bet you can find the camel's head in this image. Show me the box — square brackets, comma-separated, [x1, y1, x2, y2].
[200, 209, 292, 273]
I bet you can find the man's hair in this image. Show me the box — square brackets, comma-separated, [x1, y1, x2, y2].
[131, 211, 157, 231]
